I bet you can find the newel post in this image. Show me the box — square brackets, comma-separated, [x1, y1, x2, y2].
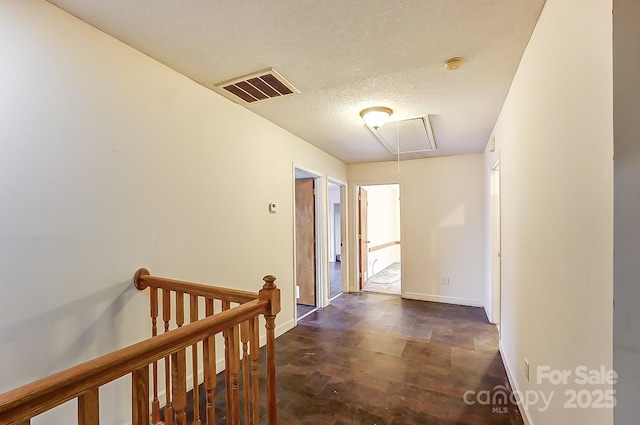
[259, 275, 280, 425]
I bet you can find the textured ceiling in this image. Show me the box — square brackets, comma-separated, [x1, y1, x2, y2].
[46, 0, 545, 164]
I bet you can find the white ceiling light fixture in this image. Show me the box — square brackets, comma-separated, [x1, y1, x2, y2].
[443, 57, 465, 71]
[360, 107, 393, 129]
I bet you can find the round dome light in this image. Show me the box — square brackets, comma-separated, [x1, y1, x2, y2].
[360, 107, 393, 129]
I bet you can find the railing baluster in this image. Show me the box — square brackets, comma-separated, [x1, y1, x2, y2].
[78, 388, 99, 425]
[151, 286, 161, 424]
[171, 348, 188, 425]
[190, 295, 202, 425]
[240, 321, 250, 424]
[249, 316, 260, 425]
[203, 298, 216, 425]
[132, 366, 149, 425]
[176, 291, 184, 328]
[228, 323, 241, 425]
[222, 301, 231, 422]
[163, 289, 174, 425]
[174, 291, 185, 424]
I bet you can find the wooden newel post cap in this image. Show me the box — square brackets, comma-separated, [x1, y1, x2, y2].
[262, 275, 277, 290]
[260, 275, 281, 316]
[133, 268, 150, 290]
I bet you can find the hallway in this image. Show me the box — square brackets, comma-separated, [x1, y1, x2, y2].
[272, 293, 523, 424]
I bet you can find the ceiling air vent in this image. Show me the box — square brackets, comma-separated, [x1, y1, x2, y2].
[215, 68, 300, 104]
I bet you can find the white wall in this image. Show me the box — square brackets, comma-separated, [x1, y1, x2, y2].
[485, 1, 613, 424]
[613, 0, 640, 422]
[364, 184, 400, 276]
[0, 1, 346, 423]
[348, 154, 485, 306]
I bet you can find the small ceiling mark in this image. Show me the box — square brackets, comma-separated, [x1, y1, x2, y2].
[216, 68, 300, 104]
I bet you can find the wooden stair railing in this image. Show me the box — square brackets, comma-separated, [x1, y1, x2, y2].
[0, 268, 281, 425]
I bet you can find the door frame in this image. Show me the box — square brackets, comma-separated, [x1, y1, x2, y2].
[358, 186, 369, 290]
[488, 159, 502, 325]
[353, 182, 402, 293]
[327, 178, 347, 304]
[293, 166, 325, 320]
[295, 177, 317, 307]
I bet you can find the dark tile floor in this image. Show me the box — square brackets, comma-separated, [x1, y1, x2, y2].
[297, 261, 342, 319]
[296, 303, 317, 319]
[329, 261, 342, 299]
[188, 292, 524, 424]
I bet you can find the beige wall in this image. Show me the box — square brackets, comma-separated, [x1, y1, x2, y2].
[485, 0, 613, 424]
[348, 154, 485, 306]
[0, 1, 346, 423]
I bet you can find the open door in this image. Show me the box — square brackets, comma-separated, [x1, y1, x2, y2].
[358, 187, 369, 289]
[295, 178, 316, 306]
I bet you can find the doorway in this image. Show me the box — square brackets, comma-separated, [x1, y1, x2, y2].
[489, 161, 501, 325]
[328, 181, 345, 300]
[358, 184, 401, 295]
[295, 169, 320, 319]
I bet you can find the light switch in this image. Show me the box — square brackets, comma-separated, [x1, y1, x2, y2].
[269, 202, 278, 213]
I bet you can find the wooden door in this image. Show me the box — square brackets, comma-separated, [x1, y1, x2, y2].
[358, 187, 369, 289]
[295, 178, 316, 306]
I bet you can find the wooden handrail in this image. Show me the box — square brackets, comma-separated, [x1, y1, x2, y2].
[369, 240, 401, 252]
[0, 300, 266, 425]
[134, 270, 259, 304]
[0, 269, 281, 425]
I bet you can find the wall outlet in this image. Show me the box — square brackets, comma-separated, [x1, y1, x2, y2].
[442, 277, 450, 286]
[525, 359, 530, 381]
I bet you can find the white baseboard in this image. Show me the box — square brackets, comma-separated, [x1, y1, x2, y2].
[499, 342, 534, 425]
[402, 292, 484, 307]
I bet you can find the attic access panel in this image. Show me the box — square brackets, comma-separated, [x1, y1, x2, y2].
[369, 116, 437, 155]
[215, 68, 300, 104]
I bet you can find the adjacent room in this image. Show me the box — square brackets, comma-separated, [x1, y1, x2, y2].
[359, 184, 402, 295]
